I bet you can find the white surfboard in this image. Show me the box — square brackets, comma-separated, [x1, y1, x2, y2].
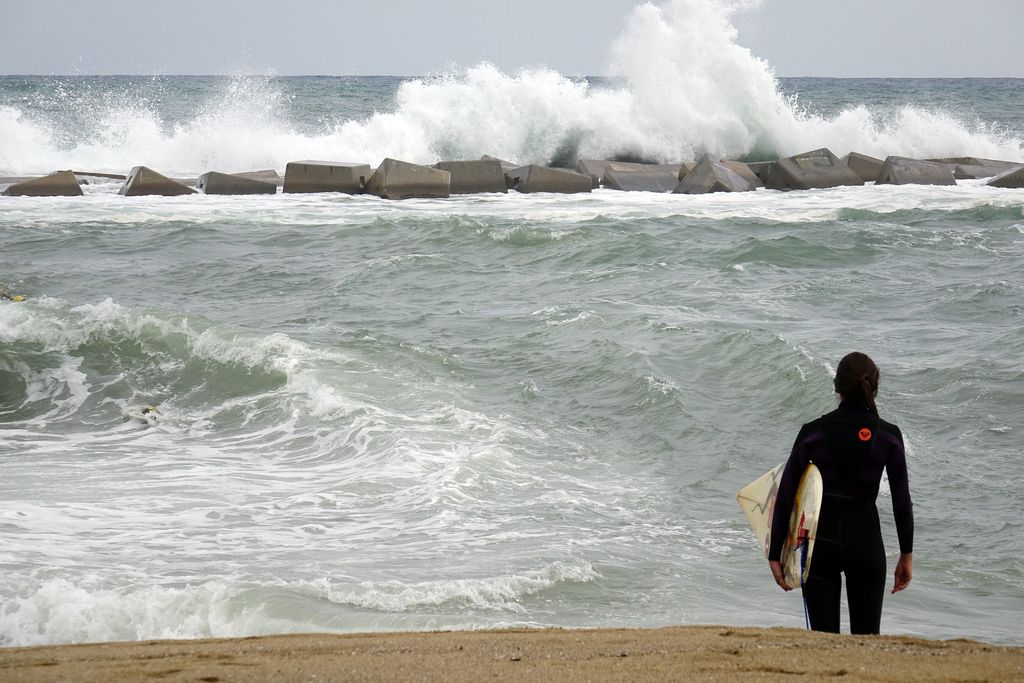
[736, 462, 823, 589]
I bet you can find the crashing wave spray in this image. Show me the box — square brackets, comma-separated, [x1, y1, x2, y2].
[0, 0, 1022, 175]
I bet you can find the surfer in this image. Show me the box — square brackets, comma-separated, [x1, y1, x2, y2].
[122, 405, 160, 427]
[768, 352, 913, 634]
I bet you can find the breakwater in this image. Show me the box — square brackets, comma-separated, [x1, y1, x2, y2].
[3, 149, 1023, 198]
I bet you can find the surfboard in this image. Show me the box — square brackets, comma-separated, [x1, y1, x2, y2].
[736, 462, 823, 589]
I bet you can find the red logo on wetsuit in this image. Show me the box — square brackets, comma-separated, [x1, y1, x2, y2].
[858, 428, 873, 442]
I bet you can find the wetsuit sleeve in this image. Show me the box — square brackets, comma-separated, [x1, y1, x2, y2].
[768, 424, 813, 561]
[885, 426, 914, 554]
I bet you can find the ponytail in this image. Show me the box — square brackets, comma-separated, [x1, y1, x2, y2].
[834, 352, 880, 414]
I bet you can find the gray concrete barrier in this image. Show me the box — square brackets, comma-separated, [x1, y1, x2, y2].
[2, 170, 83, 197]
[926, 157, 1020, 180]
[504, 165, 592, 194]
[673, 156, 756, 194]
[604, 164, 682, 192]
[197, 171, 278, 195]
[434, 160, 507, 194]
[718, 160, 763, 188]
[841, 152, 884, 183]
[877, 156, 956, 186]
[480, 155, 519, 171]
[234, 169, 283, 186]
[575, 159, 609, 188]
[986, 164, 1024, 189]
[747, 161, 775, 185]
[365, 159, 451, 200]
[766, 148, 864, 191]
[283, 161, 370, 194]
[119, 167, 196, 196]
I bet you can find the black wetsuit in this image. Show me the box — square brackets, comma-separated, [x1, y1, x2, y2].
[768, 401, 913, 634]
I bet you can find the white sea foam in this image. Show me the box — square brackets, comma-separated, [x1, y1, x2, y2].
[0, 562, 594, 645]
[313, 560, 599, 614]
[0, 578, 243, 646]
[1, 0, 1021, 176]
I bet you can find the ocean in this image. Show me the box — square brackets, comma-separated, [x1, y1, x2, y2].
[1, 2, 1023, 649]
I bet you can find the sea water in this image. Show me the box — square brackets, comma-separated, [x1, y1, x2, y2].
[1, 0, 1022, 647]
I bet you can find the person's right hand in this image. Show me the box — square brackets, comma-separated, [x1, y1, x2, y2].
[769, 560, 792, 591]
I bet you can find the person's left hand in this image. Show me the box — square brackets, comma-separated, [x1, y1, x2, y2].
[892, 553, 912, 594]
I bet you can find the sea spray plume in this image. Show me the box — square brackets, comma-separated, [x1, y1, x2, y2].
[1, 13, 1023, 175]
[331, 65, 639, 166]
[607, 0, 1024, 162]
[608, 0, 792, 161]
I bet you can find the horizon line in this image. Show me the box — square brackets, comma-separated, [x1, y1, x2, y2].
[1, 73, 1022, 80]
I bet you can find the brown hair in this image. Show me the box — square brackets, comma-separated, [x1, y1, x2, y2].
[834, 352, 880, 415]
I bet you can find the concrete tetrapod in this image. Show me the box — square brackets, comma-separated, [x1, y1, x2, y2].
[365, 159, 451, 200]
[504, 166, 592, 194]
[283, 161, 371, 194]
[986, 164, 1024, 189]
[717, 160, 764, 188]
[197, 171, 277, 195]
[876, 157, 956, 186]
[234, 169, 282, 186]
[603, 163, 683, 192]
[434, 160, 507, 194]
[765, 148, 864, 191]
[673, 155, 755, 194]
[925, 158, 1021, 180]
[119, 167, 196, 196]
[2, 170, 83, 197]
[841, 152, 885, 183]
[747, 161, 775, 185]
[575, 159, 610, 188]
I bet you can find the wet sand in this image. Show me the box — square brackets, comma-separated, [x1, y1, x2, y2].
[2, 626, 1022, 682]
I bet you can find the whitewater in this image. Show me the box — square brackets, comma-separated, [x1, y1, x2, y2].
[1, 1, 1022, 175]
[2, 0, 1023, 648]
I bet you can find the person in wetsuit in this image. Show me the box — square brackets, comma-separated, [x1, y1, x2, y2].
[768, 351, 913, 634]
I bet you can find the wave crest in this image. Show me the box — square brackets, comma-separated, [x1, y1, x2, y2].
[0, 0, 1021, 176]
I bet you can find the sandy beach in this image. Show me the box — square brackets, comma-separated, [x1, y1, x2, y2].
[2, 626, 1022, 682]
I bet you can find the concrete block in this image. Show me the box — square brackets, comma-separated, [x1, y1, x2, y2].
[233, 169, 282, 185]
[119, 166, 196, 196]
[603, 165, 681, 192]
[747, 161, 775, 185]
[574, 159, 686, 189]
[0, 176, 40, 186]
[481, 155, 520, 171]
[575, 159, 609, 188]
[718, 160, 764, 188]
[71, 170, 127, 180]
[765, 148, 864, 191]
[673, 155, 755, 194]
[677, 162, 696, 181]
[504, 165, 592, 194]
[481, 156, 521, 189]
[2, 170, 82, 197]
[364, 158, 451, 200]
[958, 161, 1017, 180]
[986, 164, 1024, 189]
[841, 152, 884, 183]
[283, 160, 371, 194]
[197, 171, 277, 195]
[952, 164, 1005, 180]
[876, 156, 956, 186]
[434, 159, 507, 194]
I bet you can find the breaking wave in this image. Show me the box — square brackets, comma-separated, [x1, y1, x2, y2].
[0, 0, 1021, 176]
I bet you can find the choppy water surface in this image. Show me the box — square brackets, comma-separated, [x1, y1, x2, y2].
[2, 183, 1022, 646]
[1, 0, 1023, 648]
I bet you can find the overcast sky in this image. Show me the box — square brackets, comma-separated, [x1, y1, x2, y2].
[1, 0, 1021, 78]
